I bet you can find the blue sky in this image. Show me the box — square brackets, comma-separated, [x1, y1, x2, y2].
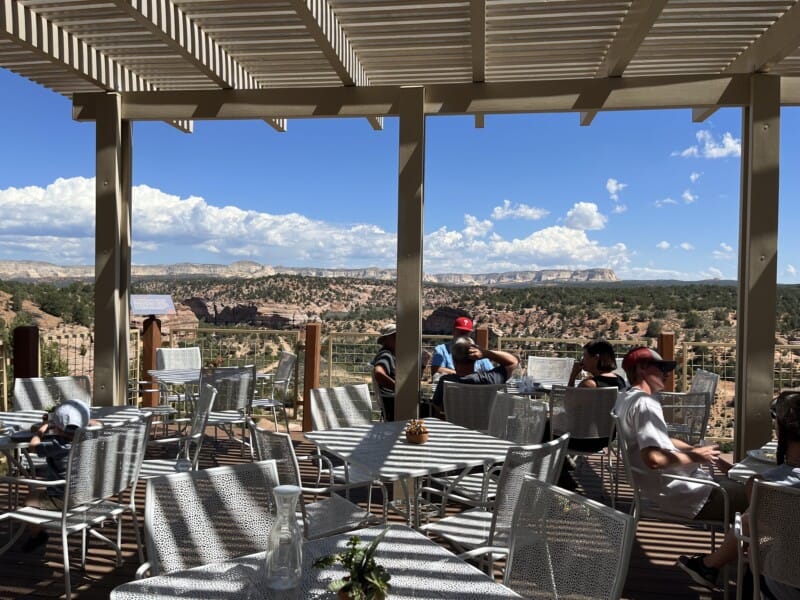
[1, 67, 798, 281]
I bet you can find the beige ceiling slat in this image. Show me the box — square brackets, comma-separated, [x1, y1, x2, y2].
[581, 0, 667, 126]
[471, 0, 485, 83]
[290, 0, 382, 130]
[694, 1, 800, 122]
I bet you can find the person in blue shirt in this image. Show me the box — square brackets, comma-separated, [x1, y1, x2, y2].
[430, 316, 492, 378]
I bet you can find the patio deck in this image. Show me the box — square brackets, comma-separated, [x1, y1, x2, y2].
[0, 419, 731, 599]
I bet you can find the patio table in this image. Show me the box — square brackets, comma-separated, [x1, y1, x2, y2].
[728, 440, 779, 484]
[305, 418, 515, 527]
[109, 524, 521, 600]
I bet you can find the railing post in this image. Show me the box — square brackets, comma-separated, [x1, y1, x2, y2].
[657, 332, 675, 392]
[303, 323, 321, 432]
[1, 342, 7, 411]
[476, 326, 489, 350]
[140, 316, 161, 407]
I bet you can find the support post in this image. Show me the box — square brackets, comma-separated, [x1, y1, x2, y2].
[303, 323, 321, 432]
[657, 332, 675, 392]
[395, 87, 425, 421]
[735, 74, 781, 460]
[94, 93, 132, 407]
[140, 316, 161, 407]
[475, 326, 489, 350]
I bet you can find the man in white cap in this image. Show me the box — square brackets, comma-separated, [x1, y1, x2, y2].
[19, 398, 94, 552]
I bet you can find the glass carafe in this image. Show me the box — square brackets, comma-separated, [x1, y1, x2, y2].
[264, 485, 303, 591]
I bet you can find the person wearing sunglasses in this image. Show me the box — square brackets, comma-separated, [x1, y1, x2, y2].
[613, 347, 749, 525]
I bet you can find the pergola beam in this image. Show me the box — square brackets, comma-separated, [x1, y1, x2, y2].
[581, 0, 667, 125]
[693, 2, 800, 122]
[471, 0, 486, 83]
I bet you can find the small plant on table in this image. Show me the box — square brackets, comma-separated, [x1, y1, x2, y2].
[404, 419, 429, 444]
[313, 528, 391, 600]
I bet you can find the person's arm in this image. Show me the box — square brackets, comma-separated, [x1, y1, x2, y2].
[373, 364, 395, 392]
[640, 443, 720, 470]
[578, 377, 597, 388]
[568, 361, 583, 387]
[430, 345, 455, 377]
[468, 345, 518, 378]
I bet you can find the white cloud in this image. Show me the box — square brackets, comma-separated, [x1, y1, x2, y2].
[674, 130, 741, 159]
[564, 202, 607, 231]
[616, 265, 693, 280]
[606, 178, 627, 201]
[712, 242, 734, 260]
[703, 267, 724, 279]
[655, 197, 678, 208]
[611, 204, 627, 214]
[463, 214, 493, 238]
[682, 190, 697, 204]
[656, 241, 670, 250]
[491, 199, 549, 221]
[690, 172, 702, 182]
[786, 264, 797, 278]
[679, 242, 695, 251]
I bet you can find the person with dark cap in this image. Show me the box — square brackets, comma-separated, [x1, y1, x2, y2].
[614, 347, 748, 525]
[676, 390, 800, 593]
[430, 316, 492, 378]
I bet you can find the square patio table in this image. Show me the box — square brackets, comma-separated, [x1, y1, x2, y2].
[305, 418, 515, 527]
[728, 440, 779, 484]
[110, 524, 522, 599]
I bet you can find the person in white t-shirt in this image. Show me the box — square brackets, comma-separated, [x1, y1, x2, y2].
[614, 346, 748, 523]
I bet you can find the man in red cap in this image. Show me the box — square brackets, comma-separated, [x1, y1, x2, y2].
[430, 316, 492, 378]
[613, 346, 747, 525]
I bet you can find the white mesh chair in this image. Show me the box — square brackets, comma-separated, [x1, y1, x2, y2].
[735, 480, 800, 600]
[657, 368, 718, 444]
[138, 383, 217, 478]
[136, 460, 280, 578]
[550, 385, 618, 499]
[12, 376, 92, 411]
[0, 415, 151, 599]
[500, 477, 635, 600]
[442, 381, 505, 432]
[526, 356, 574, 388]
[252, 351, 296, 432]
[248, 423, 386, 539]
[421, 434, 570, 563]
[153, 346, 202, 412]
[428, 393, 549, 508]
[203, 365, 255, 453]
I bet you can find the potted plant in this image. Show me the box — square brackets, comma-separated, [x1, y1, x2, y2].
[404, 419, 429, 444]
[313, 528, 392, 600]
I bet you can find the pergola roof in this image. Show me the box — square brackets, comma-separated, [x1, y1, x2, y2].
[3, 0, 800, 126]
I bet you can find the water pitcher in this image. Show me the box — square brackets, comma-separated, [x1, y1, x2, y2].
[264, 484, 303, 591]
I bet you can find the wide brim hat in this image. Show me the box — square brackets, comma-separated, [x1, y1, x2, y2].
[377, 323, 397, 343]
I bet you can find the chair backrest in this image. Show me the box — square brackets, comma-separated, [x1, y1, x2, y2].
[749, 479, 800, 594]
[200, 365, 255, 412]
[309, 384, 374, 430]
[442, 381, 504, 431]
[273, 351, 296, 387]
[185, 383, 217, 466]
[689, 368, 719, 399]
[505, 477, 635, 600]
[489, 393, 548, 444]
[155, 346, 202, 370]
[526, 356, 574, 387]
[658, 391, 709, 445]
[13, 376, 92, 411]
[550, 385, 618, 440]
[144, 460, 280, 575]
[489, 433, 570, 547]
[370, 371, 387, 421]
[248, 423, 302, 486]
[64, 414, 152, 510]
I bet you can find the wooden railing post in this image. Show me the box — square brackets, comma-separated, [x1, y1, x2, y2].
[658, 332, 675, 392]
[140, 316, 161, 407]
[303, 323, 321, 432]
[475, 326, 489, 350]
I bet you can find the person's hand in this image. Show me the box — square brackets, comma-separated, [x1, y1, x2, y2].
[466, 344, 484, 361]
[691, 443, 720, 465]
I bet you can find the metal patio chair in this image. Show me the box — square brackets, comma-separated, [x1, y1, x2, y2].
[203, 365, 255, 454]
[442, 381, 504, 433]
[657, 368, 718, 445]
[252, 350, 296, 432]
[12, 376, 92, 411]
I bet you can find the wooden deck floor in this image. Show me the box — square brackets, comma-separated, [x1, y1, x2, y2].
[0, 421, 732, 599]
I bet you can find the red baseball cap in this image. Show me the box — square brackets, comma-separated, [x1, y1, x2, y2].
[621, 347, 676, 372]
[453, 316, 474, 332]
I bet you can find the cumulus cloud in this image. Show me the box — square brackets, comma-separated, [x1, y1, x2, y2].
[564, 202, 607, 231]
[611, 204, 627, 214]
[682, 190, 697, 204]
[674, 130, 741, 159]
[606, 178, 627, 201]
[787, 264, 797, 278]
[690, 172, 702, 182]
[679, 242, 695, 251]
[491, 200, 549, 221]
[656, 241, 670, 250]
[655, 197, 678, 208]
[712, 242, 734, 260]
[703, 267, 724, 279]
[463, 214, 493, 238]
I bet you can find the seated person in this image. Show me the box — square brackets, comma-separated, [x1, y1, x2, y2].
[18, 398, 95, 552]
[431, 316, 492, 378]
[371, 324, 397, 421]
[614, 346, 748, 523]
[568, 340, 626, 389]
[431, 337, 518, 417]
[677, 390, 800, 595]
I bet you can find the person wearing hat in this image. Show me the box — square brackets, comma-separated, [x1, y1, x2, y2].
[431, 336, 519, 416]
[430, 316, 492, 378]
[18, 398, 96, 552]
[372, 324, 398, 421]
[613, 346, 748, 526]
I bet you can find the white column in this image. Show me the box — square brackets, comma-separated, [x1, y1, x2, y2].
[735, 74, 780, 459]
[94, 93, 132, 407]
[395, 86, 425, 421]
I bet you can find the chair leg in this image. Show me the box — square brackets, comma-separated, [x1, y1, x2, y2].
[62, 529, 72, 600]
